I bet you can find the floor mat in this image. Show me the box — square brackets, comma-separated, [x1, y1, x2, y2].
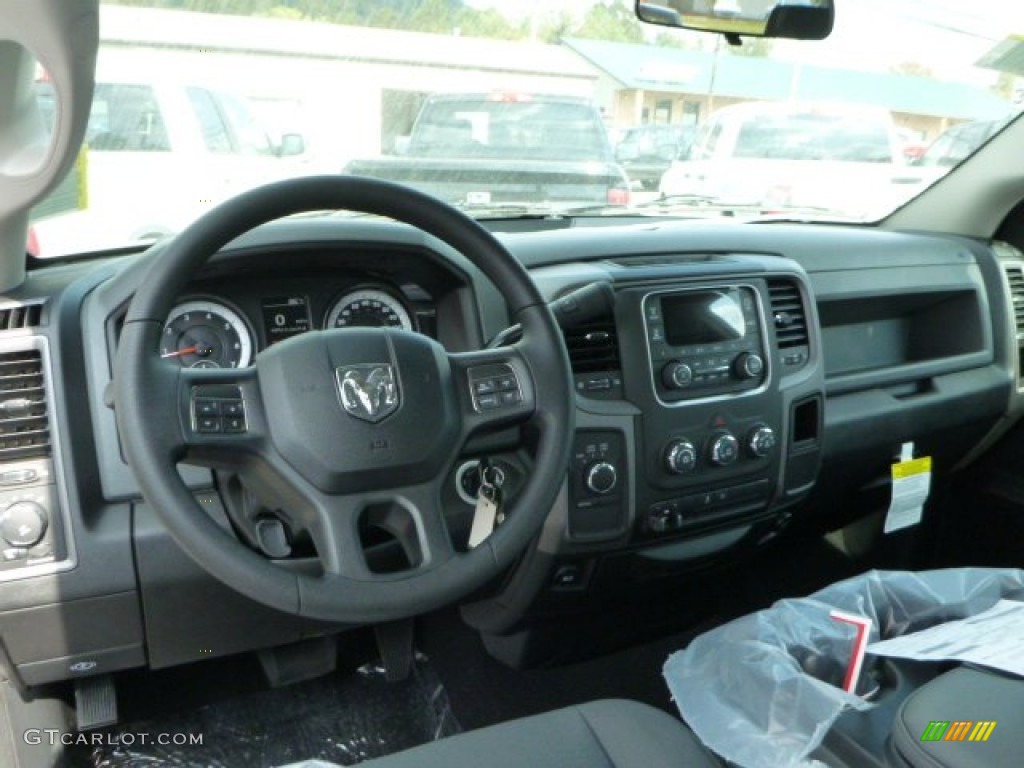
[58, 657, 459, 768]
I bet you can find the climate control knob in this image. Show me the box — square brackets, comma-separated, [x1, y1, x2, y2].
[733, 352, 764, 380]
[661, 361, 694, 389]
[585, 462, 618, 495]
[708, 433, 740, 467]
[747, 425, 777, 458]
[0, 501, 47, 548]
[664, 439, 698, 474]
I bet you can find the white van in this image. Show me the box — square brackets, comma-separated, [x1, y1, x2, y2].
[33, 78, 308, 256]
[658, 101, 907, 217]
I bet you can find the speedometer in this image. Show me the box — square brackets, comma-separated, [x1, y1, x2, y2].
[159, 299, 254, 368]
[325, 288, 413, 331]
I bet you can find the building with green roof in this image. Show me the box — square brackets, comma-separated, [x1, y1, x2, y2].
[563, 37, 1012, 141]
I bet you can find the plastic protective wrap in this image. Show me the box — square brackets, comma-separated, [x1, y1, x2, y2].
[61, 654, 459, 768]
[663, 568, 1024, 768]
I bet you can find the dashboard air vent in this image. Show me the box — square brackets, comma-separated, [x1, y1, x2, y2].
[767, 278, 808, 349]
[0, 303, 43, 330]
[0, 350, 50, 460]
[1005, 265, 1024, 337]
[563, 319, 620, 373]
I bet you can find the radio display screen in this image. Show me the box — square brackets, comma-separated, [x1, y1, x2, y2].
[661, 290, 746, 347]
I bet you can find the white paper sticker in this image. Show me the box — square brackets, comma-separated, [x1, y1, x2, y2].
[884, 443, 931, 534]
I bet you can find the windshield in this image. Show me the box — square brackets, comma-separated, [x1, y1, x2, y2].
[26, 0, 1023, 256]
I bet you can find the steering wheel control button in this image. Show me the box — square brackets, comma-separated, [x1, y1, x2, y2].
[224, 417, 246, 433]
[222, 401, 244, 418]
[474, 379, 497, 396]
[664, 439, 698, 474]
[708, 433, 740, 467]
[747, 425, 777, 458]
[194, 399, 220, 417]
[191, 386, 246, 435]
[197, 416, 222, 433]
[469, 365, 522, 412]
[0, 501, 48, 548]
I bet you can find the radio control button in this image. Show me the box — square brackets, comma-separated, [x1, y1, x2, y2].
[0, 501, 47, 548]
[708, 433, 740, 467]
[747, 425, 777, 458]
[733, 352, 764, 380]
[662, 361, 694, 389]
[664, 439, 698, 474]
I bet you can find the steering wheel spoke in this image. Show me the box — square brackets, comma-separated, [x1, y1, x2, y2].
[304, 478, 456, 583]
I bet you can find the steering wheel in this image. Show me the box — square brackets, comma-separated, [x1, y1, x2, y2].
[114, 176, 574, 623]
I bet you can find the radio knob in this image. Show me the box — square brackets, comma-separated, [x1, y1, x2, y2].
[0, 501, 47, 548]
[664, 439, 697, 474]
[747, 425, 777, 458]
[708, 433, 740, 467]
[733, 352, 764, 380]
[662, 361, 694, 389]
[585, 462, 618, 494]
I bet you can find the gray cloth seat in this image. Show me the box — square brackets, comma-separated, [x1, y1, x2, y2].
[359, 698, 721, 768]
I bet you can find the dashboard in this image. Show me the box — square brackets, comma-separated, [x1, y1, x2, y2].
[0, 214, 1021, 680]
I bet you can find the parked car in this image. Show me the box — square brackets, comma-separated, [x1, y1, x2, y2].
[916, 117, 1010, 169]
[345, 92, 630, 209]
[31, 75, 308, 256]
[659, 101, 907, 216]
[615, 123, 695, 190]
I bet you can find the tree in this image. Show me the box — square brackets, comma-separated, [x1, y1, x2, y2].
[727, 36, 773, 57]
[573, 0, 646, 44]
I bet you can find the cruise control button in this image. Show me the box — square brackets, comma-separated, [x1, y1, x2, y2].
[197, 416, 222, 433]
[476, 393, 500, 410]
[222, 401, 244, 417]
[496, 375, 518, 391]
[194, 399, 220, 417]
[224, 417, 246, 433]
[474, 379, 497, 396]
[500, 390, 522, 406]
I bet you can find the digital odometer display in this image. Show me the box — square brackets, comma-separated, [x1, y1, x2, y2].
[262, 296, 312, 344]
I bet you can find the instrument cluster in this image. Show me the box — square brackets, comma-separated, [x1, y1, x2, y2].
[159, 283, 427, 369]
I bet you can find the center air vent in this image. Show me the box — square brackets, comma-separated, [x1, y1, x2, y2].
[766, 278, 810, 368]
[0, 350, 50, 460]
[1004, 264, 1024, 337]
[563, 319, 620, 374]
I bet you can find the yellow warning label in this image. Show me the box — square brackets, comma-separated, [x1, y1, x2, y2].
[893, 456, 932, 480]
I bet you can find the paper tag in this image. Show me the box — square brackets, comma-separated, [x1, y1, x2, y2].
[468, 493, 499, 549]
[884, 442, 931, 534]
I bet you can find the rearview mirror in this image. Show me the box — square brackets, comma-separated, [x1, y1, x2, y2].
[635, 1, 834, 41]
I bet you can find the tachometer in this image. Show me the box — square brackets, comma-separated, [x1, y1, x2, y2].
[159, 299, 254, 368]
[325, 288, 413, 331]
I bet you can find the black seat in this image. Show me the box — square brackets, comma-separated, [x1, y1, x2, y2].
[359, 699, 721, 768]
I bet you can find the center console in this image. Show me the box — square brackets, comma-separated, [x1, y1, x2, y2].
[466, 256, 827, 665]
